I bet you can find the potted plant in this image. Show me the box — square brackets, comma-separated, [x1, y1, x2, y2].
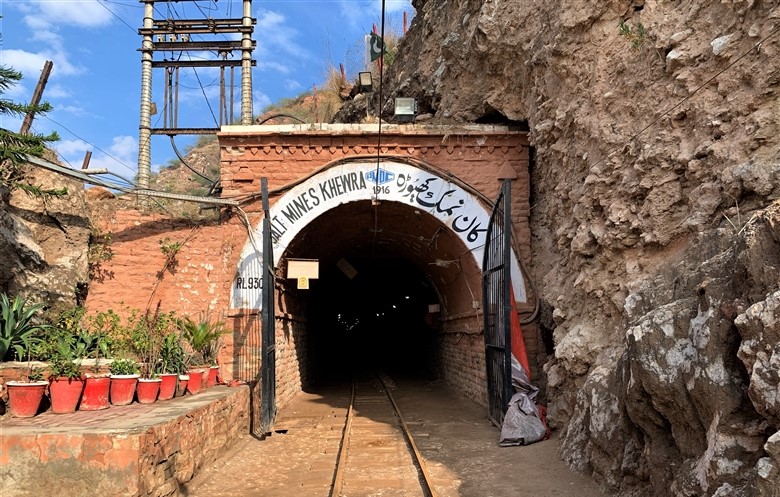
[133, 308, 174, 404]
[0, 293, 48, 362]
[48, 308, 112, 411]
[109, 358, 139, 405]
[79, 331, 112, 411]
[156, 331, 186, 400]
[6, 339, 48, 417]
[179, 312, 228, 391]
[47, 339, 85, 414]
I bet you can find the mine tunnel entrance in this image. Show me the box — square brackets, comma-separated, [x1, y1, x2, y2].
[276, 197, 484, 399]
[229, 158, 526, 412]
[306, 255, 440, 384]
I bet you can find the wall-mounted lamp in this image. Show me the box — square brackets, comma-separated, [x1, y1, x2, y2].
[394, 97, 418, 123]
[358, 71, 373, 93]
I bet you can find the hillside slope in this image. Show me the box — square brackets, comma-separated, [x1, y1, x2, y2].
[346, 1, 780, 495]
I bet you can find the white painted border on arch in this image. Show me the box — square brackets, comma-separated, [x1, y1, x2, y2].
[231, 159, 525, 309]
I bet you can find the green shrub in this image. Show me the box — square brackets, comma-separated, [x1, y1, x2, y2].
[0, 294, 49, 361]
[109, 358, 139, 376]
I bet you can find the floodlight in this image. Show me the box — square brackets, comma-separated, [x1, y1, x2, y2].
[394, 98, 418, 123]
[358, 71, 373, 93]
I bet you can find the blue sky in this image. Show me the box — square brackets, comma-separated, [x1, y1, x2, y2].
[0, 0, 413, 182]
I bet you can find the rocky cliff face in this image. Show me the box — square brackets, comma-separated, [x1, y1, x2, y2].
[0, 162, 90, 309]
[355, 0, 780, 495]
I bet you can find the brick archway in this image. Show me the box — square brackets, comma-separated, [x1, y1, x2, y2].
[230, 156, 526, 311]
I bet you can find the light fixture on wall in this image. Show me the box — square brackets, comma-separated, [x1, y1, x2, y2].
[394, 97, 418, 123]
[358, 71, 373, 93]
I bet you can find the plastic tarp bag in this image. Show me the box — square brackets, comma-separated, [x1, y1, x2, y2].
[499, 356, 547, 446]
[499, 400, 548, 446]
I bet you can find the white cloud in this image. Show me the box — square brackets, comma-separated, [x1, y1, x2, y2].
[57, 105, 89, 117]
[88, 135, 139, 180]
[284, 79, 303, 92]
[254, 91, 272, 111]
[259, 61, 291, 74]
[2, 50, 51, 79]
[2, 47, 80, 78]
[54, 138, 91, 157]
[254, 9, 311, 63]
[45, 85, 72, 100]
[28, 1, 114, 27]
[55, 135, 139, 181]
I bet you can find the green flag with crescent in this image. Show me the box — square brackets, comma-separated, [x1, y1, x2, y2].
[369, 32, 386, 62]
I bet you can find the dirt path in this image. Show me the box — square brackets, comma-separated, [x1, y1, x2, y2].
[184, 378, 605, 497]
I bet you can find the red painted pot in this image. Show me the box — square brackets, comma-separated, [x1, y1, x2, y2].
[6, 381, 48, 417]
[136, 378, 161, 404]
[80, 374, 111, 411]
[109, 374, 139, 406]
[158, 373, 178, 401]
[49, 377, 85, 414]
[176, 375, 189, 397]
[187, 369, 205, 395]
[206, 366, 219, 388]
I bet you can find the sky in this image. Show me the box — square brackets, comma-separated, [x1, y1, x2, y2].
[0, 0, 414, 183]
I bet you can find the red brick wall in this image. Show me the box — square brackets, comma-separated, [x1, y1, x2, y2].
[87, 125, 532, 409]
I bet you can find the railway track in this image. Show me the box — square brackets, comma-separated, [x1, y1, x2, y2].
[330, 374, 440, 497]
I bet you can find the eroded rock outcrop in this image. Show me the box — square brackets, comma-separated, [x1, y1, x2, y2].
[0, 162, 90, 307]
[347, 0, 780, 495]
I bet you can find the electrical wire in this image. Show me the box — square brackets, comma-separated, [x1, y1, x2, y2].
[372, 0, 388, 256]
[96, 0, 136, 33]
[256, 113, 308, 124]
[169, 135, 216, 184]
[39, 115, 139, 176]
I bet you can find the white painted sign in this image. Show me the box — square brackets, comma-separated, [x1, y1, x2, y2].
[231, 159, 525, 309]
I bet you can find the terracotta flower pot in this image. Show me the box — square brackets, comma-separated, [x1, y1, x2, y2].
[158, 373, 178, 401]
[206, 366, 220, 388]
[176, 375, 189, 397]
[49, 377, 85, 414]
[80, 374, 111, 411]
[6, 381, 48, 417]
[136, 378, 161, 404]
[186, 369, 205, 395]
[109, 374, 139, 406]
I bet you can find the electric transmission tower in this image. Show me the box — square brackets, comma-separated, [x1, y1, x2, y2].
[137, 0, 256, 189]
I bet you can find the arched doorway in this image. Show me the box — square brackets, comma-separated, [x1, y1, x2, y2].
[231, 158, 526, 408]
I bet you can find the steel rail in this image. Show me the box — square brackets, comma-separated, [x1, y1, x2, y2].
[330, 374, 439, 497]
[377, 374, 440, 497]
[330, 380, 355, 497]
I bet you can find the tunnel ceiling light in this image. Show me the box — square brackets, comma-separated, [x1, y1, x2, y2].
[337, 258, 358, 279]
[394, 97, 418, 123]
[358, 71, 373, 93]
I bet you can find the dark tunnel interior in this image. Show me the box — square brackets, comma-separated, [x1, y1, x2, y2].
[305, 256, 441, 386]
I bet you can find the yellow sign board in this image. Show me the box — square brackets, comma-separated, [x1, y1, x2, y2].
[297, 277, 309, 289]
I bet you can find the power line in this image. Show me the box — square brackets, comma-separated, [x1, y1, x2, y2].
[40, 115, 139, 176]
[192, 67, 220, 127]
[96, 0, 136, 33]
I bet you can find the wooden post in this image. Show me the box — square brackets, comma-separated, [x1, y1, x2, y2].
[81, 151, 93, 170]
[20, 60, 53, 135]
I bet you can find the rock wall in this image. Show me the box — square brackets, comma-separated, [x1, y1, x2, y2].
[0, 160, 90, 308]
[359, 0, 780, 495]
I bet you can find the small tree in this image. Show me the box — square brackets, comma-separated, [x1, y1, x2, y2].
[0, 25, 59, 195]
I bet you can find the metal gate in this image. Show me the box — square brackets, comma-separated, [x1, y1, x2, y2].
[482, 179, 513, 427]
[260, 177, 277, 434]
